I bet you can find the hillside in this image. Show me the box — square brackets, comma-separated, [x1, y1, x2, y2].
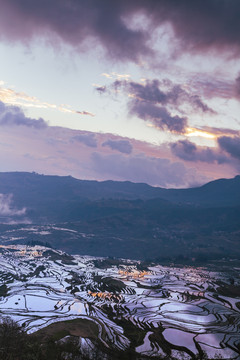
[0, 172, 239, 261]
[0, 172, 239, 209]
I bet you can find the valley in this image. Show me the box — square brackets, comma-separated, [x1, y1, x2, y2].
[0, 172, 239, 261]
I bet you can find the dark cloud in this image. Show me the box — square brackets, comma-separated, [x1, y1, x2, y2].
[125, 80, 167, 104]
[218, 136, 240, 160]
[0, 101, 47, 129]
[91, 152, 198, 187]
[235, 75, 240, 96]
[148, 0, 240, 54]
[200, 126, 240, 137]
[190, 94, 215, 113]
[95, 86, 107, 94]
[171, 140, 230, 164]
[1, 1, 240, 62]
[115, 79, 214, 113]
[0, 0, 151, 62]
[102, 139, 133, 154]
[169, 85, 214, 114]
[129, 100, 187, 134]
[72, 133, 97, 148]
[108, 79, 215, 134]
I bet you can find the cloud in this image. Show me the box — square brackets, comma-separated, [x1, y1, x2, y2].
[235, 75, 240, 97]
[0, 193, 26, 216]
[101, 72, 131, 80]
[129, 100, 187, 134]
[1, 1, 240, 62]
[1, 117, 237, 188]
[0, 0, 151, 62]
[0, 83, 94, 116]
[115, 79, 214, 113]
[71, 133, 97, 148]
[75, 110, 95, 116]
[94, 85, 107, 94]
[0, 101, 47, 129]
[126, 79, 168, 103]
[91, 152, 201, 188]
[218, 136, 240, 160]
[101, 79, 215, 134]
[102, 139, 133, 154]
[171, 140, 230, 164]
[148, 1, 240, 55]
[197, 126, 240, 137]
[190, 75, 240, 101]
[183, 126, 239, 141]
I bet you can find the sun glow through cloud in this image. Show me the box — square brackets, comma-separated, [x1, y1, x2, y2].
[185, 128, 217, 139]
[0, 82, 94, 117]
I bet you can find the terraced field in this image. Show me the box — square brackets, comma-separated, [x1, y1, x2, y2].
[0, 245, 240, 359]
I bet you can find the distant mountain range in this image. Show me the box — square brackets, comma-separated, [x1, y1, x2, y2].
[0, 172, 239, 261]
[0, 171, 240, 207]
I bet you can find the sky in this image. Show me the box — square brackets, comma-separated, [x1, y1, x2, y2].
[0, 0, 240, 188]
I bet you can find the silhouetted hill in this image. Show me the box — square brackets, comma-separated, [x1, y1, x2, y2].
[160, 175, 240, 207]
[0, 172, 239, 210]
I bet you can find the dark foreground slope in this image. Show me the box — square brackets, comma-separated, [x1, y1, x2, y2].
[0, 172, 239, 261]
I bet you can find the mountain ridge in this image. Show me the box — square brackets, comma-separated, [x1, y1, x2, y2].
[0, 172, 239, 261]
[0, 171, 239, 207]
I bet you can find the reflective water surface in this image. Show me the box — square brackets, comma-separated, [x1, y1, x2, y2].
[0, 245, 239, 359]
